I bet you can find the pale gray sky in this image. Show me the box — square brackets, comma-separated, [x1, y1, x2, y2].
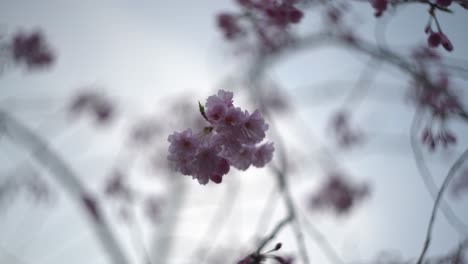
[1, 1, 467, 264]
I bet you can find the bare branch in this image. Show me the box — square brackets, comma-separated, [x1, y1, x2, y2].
[416, 147, 468, 264]
[0, 110, 128, 264]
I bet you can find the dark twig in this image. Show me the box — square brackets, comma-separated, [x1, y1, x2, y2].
[416, 147, 468, 264]
[255, 213, 293, 254]
[299, 211, 345, 264]
[410, 110, 468, 234]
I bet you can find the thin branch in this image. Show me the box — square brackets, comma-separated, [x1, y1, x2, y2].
[191, 179, 240, 264]
[254, 186, 279, 240]
[127, 207, 153, 264]
[0, 110, 128, 264]
[410, 110, 468, 234]
[416, 147, 468, 264]
[270, 164, 310, 264]
[299, 212, 344, 264]
[255, 213, 293, 254]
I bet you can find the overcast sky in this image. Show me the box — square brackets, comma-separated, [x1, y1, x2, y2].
[1, 1, 468, 264]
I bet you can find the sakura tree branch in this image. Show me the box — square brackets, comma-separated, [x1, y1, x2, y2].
[0, 110, 129, 264]
[254, 186, 279, 239]
[410, 109, 468, 234]
[255, 213, 293, 254]
[299, 212, 345, 264]
[127, 207, 153, 264]
[416, 146, 468, 264]
[270, 164, 311, 264]
[255, 31, 468, 122]
[192, 179, 240, 264]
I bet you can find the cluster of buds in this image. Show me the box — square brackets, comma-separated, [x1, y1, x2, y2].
[217, 0, 304, 52]
[421, 125, 456, 151]
[425, 22, 453, 52]
[167, 90, 274, 185]
[371, 0, 463, 52]
[424, 0, 455, 51]
[237, 243, 293, 264]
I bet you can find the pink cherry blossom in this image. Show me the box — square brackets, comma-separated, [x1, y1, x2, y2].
[237, 110, 269, 144]
[253, 142, 275, 168]
[229, 144, 255, 170]
[167, 90, 274, 185]
[167, 129, 199, 157]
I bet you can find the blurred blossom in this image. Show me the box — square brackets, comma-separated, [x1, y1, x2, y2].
[104, 170, 134, 202]
[451, 168, 468, 199]
[309, 171, 370, 215]
[10, 30, 54, 69]
[69, 89, 116, 125]
[0, 168, 52, 211]
[330, 111, 364, 149]
[128, 117, 162, 146]
[216, 0, 304, 53]
[144, 195, 163, 224]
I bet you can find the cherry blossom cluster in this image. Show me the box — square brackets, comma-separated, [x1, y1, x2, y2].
[309, 172, 370, 215]
[69, 90, 115, 125]
[414, 73, 460, 117]
[409, 47, 464, 150]
[330, 111, 364, 148]
[217, 0, 304, 52]
[167, 90, 274, 185]
[9, 30, 54, 69]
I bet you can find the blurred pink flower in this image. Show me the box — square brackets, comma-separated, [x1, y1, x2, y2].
[309, 172, 370, 215]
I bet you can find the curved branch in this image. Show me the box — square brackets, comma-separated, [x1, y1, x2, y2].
[416, 147, 468, 264]
[410, 110, 468, 234]
[0, 110, 128, 264]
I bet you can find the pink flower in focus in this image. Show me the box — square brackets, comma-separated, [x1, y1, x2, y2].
[205, 90, 234, 122]
[237, 110, 269, 144]
[219, 107, 245, 128]
[168, 129, 199, 157]
[253, 142, 275, 168]
[167, 90, 273, 185]
[229, 144, 255, 170]
[191, 135, 225, 184]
